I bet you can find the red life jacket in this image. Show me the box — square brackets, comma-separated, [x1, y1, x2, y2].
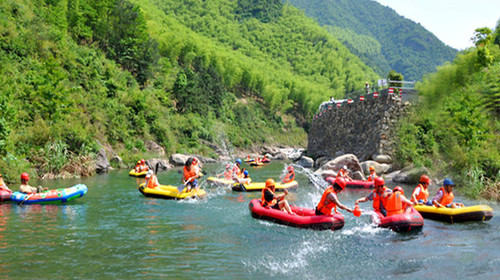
[386, 192, 403, 216]
[438, 187, 454, 206]
[372, 187, 389, 212]
[283, 172, 295, 183]
[316, 187, 338, 215]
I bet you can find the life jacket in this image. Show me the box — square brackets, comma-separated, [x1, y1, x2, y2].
[386, 192, 404, 216]
[223, 170, 232, 180]
[261, 186, 277, 207]
[232, 166, 241, 179]
[183, 166, 197, 182]
[316, 186, 338, 215]
[372, 187, 388, 212]
[367, 171, 377, 181]
[146, 175, 159, 189]
[337, 169, 347, 178]
[411, 184, 429, 203]
[283, 172, 295, 183]
[438, 187, 454, 206]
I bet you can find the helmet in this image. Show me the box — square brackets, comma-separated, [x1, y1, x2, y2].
[265, 178, 275, 188]
[393, 186, 404, 194]
[21, 172, 29, 181]
[287, 165, 294, 172]
[137, 161, 141, 164]
[235, 159, 242, 165]
[141, 159, 145, 164]
[225, 163, 231, 169]
[335, 177, 347, 190]
[243, 170, 249, 176]
[146, 170, 154, 178]
[443, 178, 454, 186]
[374, 177, 385, 187]
[343, 165, 348, 170]
[419, 175, 430, 184]
[369, 166, 375, 171]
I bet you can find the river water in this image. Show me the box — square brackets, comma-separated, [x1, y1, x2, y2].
[1, 161, 499, 279]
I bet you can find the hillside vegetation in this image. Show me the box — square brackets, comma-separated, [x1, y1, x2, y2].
[0, 0, 378, 182]
[395, 25, 500, 199]
[287, 0, 457, 80]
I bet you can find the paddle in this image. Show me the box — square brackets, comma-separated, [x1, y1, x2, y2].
[18, 193, 33, 206]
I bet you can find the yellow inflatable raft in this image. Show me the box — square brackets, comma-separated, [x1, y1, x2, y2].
[232, 180, 298, 192]
[138, 183, 206, 200]
[249, 162, 264, 167]
[129, 169, 148, 177]
[206, 177, 234, 187]
[414, 204, 493, 223]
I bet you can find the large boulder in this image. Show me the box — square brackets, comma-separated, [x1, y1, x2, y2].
[272, 152, 287, 160]
[286, 148, 305, 161]
[95, 148, 110, 173]
[316, 154, 362, 175]
[393, 166, 430, 184]
[360, 160, 391, 175]
[373, 154, 392, 164]
[315, 169, 336, 179]
[352, 171, 365, 180]
[315, 156, 334, 168]
[145, 140, 165, 156]
[110, 155, 124, 168]
[146, 159, 173, 172]
[169, 154, 190, 166]
[295, 156, 314, 168]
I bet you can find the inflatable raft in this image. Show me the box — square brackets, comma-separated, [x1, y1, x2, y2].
[372, 207, 424, 232]
[129, 169, 148, 177]
[249, 162, 264, 167]
[10, 184, 88, 205]
[206, 176, 234, 187]
[414, 204, 493, 223]
[249, 199, 344, 230]
[346, 180, 374, 189]
[0, 189, 12, 203]
[138, 183, 206, 200]
[232, 180, 298, 192]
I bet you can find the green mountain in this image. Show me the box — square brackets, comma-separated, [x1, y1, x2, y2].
[287, 0, 458, 80]
[0, 0, 378, 181]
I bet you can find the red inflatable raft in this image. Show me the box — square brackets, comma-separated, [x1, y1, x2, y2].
[372, 207, 424, 232]
[0, 189, 11, 203]
[345, 180, 374, 189]
[248, 199, 344, 231]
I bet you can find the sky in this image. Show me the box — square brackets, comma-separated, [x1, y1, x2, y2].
[375, 0, 500, 50]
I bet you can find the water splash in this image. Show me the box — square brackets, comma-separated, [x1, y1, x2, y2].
[285, 163, 328, 192]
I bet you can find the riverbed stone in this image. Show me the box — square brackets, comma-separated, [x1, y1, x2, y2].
[393, 166, 430, 184]
[352, 171, 365, 180]
[146, 159, 173, 172]
[360, 160, 390, 175]
[295, 156, 314, 168]
[95, 148, 110, 173]
[170, 154, 190, 166]
[145, 140, 165, 156]
[317, 154, 362, 174]
[373, 154, 392, 164]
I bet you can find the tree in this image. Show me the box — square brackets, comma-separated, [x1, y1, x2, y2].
[387, 70, 404, 87]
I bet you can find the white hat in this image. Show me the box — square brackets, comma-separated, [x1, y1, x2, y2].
[343, 165, 348, 170]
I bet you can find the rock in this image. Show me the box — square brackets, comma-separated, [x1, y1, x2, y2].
[352, 171, 365, 180]
[317, 154, 362, 174]
[314, 169, 337, 179]
[262, 146, 280, 155]
[383, 170, 401, 182]
[373, 154, 392, 164]
[218, 155, 232, 162]
[334, 150, 345, 157]
[110, 155, 124, 168]
[95, 148, 110, 173]
[393, 166, 430, 184]
[286, 148, 305, 161]
[145, 140, 165, 156]
[360, 160, 391, 175]
[169, 154, 190, 166]
[315, 156, 333, 168]
[295, 156, 314, 168]
[191, 155, 217, 164]
[146, 159, 173, 172]
[272, 152, 287, 160]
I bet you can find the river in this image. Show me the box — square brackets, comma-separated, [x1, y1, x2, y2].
[1, 161, 499, 279]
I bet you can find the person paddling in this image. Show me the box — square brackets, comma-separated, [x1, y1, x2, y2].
[386, 186, 414, 216]
[19, 172, 47, 194]
[217, 164, 233, 180]
[145, 170, 159, 189]
[411, 175, 431, 205]
[336, 165, 352, 181]
[183, 157, 200, 192]
[261, 179, 294, 215]
[432, 178, 464, 208]
[282, 165, 295, 183]
[232, 159, 242, 181]
[355, 177, 392, 217]
[316, 177, 353, 215]
[366, 166, 377, 181]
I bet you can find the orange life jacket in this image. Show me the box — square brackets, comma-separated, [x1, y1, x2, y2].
[232, 166, 241, 179]
[261, 186, 277, 207]
[223, 171, 232, 180]
[372, 187, 389, 212]
[386, 192, 404, 216]
[367, 171, 377, 181]
[411, 184, 429, 203]
[146, 175, 159, 189]
[316, 186, 338, 215]
[438, 187, 454, 206]
[337, 169, 347, 178]
[283, 172, 295, 183]
[183, 166, 197, 182]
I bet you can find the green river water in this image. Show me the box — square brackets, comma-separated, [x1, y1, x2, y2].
[1, 161, 499, 279]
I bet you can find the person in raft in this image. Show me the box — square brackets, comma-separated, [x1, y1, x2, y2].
[237, 170, 251, 185]
[386, 186, 414, 216]
[366, 166, 377, 181]
[282, 165, 295, 183]
[192, 157, 203, 177]
[336, 165, 352, 181]
[232, 159, 242, 181]
[411, 175, 432, 205]
[140, 159, 148, 172]
[316, 177, 353, 216]
[19, 172, 47, 194]
[432, 178, 464, 208]
[261, 178, 294, 215]
[183, 157, 201, 192]
[145, 170, 159, 189]
[355, 177, 392, 216]
[0, 173, 11, 192]
[134, 160, 141, 172]
[217, 164, 233, 180]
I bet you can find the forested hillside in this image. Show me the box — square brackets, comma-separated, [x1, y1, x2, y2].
[396, 25, 500, 199]
[287, 0, 458, 80]
[0, 0, 378, 182]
